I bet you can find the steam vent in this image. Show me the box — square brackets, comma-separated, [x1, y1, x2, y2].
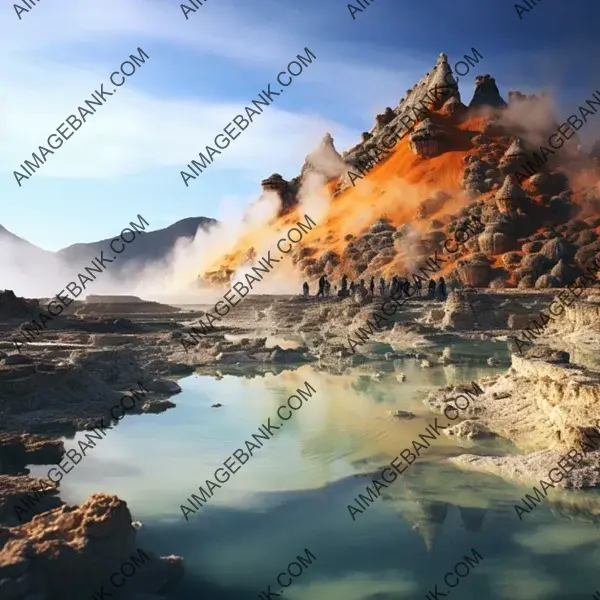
[499, 138, 529, 175]
[300, 132, 344, 180]
[409, 118, 450, 158]
[495, 174, 529, 213]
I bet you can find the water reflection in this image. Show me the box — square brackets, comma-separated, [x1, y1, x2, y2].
[25, 354, 600, 600]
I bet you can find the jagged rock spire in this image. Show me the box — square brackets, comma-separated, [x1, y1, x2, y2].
[301, 133, 345, 180]
[428, 52, 460, 105]
[469, 75, 507, 109]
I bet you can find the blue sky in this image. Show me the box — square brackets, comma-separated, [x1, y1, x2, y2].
[1, 0, 599, 250]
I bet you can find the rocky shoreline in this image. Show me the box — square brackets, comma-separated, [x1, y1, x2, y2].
[1, 286, 600, 597]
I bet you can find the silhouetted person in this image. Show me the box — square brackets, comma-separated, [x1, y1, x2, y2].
[379, 277, 386, 296]
[325, 279, 331, 297]
[402, 278, 410, 297]
[359, 278, 365, 290]
[302, 281, 309, 296]
[428, 279, 436, 298]
[349, 281, 356, 295]
[415, 279, 422, 297]
[369, 277, 375, 295]
[391, 276, 399, 296]
[316, 275, 326, 298]
[437, 277, 447, 300]
[340, 274, 348, 297]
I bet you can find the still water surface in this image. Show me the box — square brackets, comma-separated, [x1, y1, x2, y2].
[31, 343, 600, 600]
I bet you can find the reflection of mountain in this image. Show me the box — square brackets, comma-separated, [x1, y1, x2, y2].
[459, 505, 486, 532]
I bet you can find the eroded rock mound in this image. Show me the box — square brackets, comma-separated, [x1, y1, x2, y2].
[0, 493, 184, 599]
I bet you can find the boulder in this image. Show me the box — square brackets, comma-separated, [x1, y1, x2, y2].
[370, 218, 396, 234]
[535, 274, 560, 289]
[502, 252, 521, 267]
[520, 253, 552, 277]
[141, 399, 176, 414]
[577, 229, 597, 246]
[456, 260, 492, 288]
[528, 172, 569, 196]
[550, 259, 577, 285]
[575, 242, 600, 269]
[477, 228, 514, 254]
[540, 237, 575, 262]
[0, 493, 183, 598]
[521, 241, 543, 254]
[145, 379, 181, 394]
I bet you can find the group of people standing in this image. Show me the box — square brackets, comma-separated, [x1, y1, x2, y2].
[303, 274, 447, 300]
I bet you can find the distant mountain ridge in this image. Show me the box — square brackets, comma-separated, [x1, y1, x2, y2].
[0, 216, 217, 281]
[57, 216, 217, 267]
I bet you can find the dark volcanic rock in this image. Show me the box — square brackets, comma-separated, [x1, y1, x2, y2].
[469, 75, 507, 109]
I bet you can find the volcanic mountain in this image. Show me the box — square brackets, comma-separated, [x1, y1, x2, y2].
[201, 52, 600, 292]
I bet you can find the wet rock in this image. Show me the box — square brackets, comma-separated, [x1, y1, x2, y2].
[211, 403, 223, 408]
[140, 399, 176, 414]
[269, 347, 308, 363]
[445, 420, 495, 440]
[3, 355, 34, 366]
[390, 410, 415, 420]
[145, 379, 181, 394]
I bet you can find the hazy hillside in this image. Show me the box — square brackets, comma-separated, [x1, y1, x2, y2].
[57, 217, 217, 268]
[0, 217, 218, 297]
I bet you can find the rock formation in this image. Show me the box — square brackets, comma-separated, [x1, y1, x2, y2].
[260, 173, 296, 214]
[299, 133, 345, 181]
[0, 493, 183, 599]
[469, 75, 507, 109]
[408, 118, 450, 158]
[494, 174, 529, 214]
[498, 138, 529, 175]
